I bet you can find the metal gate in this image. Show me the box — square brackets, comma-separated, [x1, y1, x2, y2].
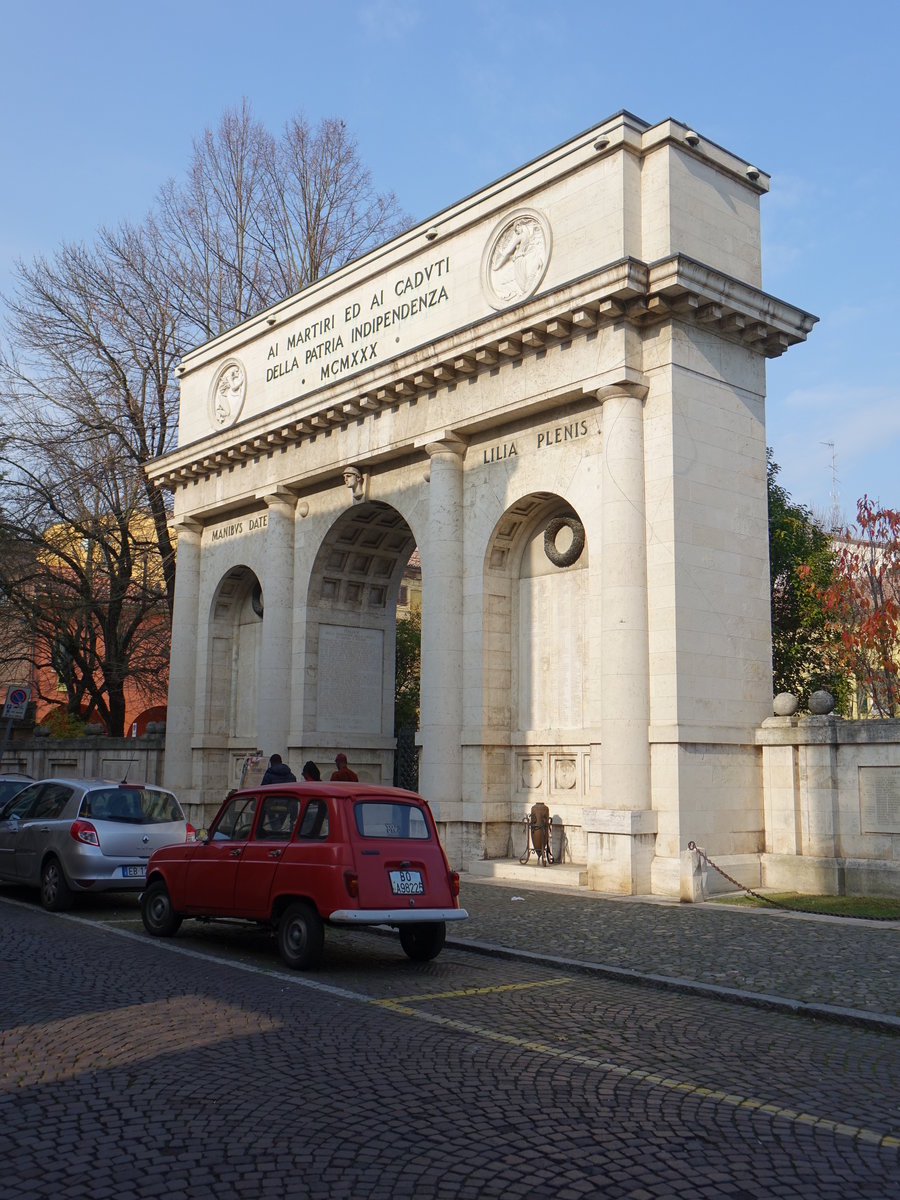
[393, 725, 419, 792]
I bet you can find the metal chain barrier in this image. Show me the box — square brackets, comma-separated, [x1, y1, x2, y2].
[687, 841, 897, 921]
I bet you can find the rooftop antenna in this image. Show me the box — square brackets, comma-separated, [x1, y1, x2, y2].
[821, 440, 840, 532]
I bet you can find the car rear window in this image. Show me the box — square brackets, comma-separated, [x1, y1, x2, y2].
[0, 779, 29, 805]
[353, 800, 430, 840]
[80, 787, 184, 824]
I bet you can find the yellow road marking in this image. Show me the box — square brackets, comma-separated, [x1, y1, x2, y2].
[377, 976, 573, 1005]
[369, 997, 900, 1150]
[11, 903, 897, 1151]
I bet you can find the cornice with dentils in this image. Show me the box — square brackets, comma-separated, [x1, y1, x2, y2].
[147, 253, 816, 493]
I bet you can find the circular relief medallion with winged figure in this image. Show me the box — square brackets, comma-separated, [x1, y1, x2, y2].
[481, 209, 552, 310]
[208, 358, 247, 431]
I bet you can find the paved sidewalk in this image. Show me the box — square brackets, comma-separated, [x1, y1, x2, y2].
[450, 875, 900, 1031]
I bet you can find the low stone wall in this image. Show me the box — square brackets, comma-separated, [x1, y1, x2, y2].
[8, 719, 900, 898]
[757, 714, 900, 896]
[1, 734, 166, 788]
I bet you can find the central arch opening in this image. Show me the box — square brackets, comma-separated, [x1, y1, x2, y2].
[304, 501, 418, 783]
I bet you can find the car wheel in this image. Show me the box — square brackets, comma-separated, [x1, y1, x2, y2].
[40, 857, 74, 912]
[278, 901, 324, 969]
[399, 921, 446, 962]
[140, 880, 183, 937]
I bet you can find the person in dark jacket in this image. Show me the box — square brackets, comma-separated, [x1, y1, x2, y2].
[301, 760, 321, 781]
[261, 753, 297, 785]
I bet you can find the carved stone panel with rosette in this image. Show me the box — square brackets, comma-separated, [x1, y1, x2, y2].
[520, 756, 544, 791]
[553, 757, 577, 791]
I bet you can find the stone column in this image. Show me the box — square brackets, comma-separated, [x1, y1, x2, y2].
[164, 518, 202, 801]
[586, 382, 653, 892]
[418, 434, 466, 817]
[256, 489, 297, 759]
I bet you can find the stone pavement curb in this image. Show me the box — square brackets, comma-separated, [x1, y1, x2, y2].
[445, 933, 900, 1036]
[449, 877, 900, 1035]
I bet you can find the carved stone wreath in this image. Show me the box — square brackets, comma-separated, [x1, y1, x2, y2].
[543, 516, 585, 567]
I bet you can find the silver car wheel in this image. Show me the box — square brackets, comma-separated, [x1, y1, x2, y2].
[40, 858, 74, 912]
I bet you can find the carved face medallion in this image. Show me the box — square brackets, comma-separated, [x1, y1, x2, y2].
[481, 209, 552, 310]
[208, 359, 247, 430]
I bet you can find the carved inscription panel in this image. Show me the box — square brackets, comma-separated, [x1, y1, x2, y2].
[858, 767, 900, 834]
[317, 625, 384, 733]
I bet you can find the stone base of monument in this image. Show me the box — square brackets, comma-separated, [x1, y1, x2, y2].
[582, 808, 658, 895]
[464, 860, 587, 889]
[762, 853, 900, 898]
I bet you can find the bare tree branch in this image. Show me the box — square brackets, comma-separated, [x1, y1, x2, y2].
[0, 100, 407, 735]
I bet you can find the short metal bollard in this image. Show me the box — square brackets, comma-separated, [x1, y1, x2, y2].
[520, 802, 554, 866]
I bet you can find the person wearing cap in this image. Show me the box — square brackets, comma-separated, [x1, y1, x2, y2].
[330, 752, 358, 782]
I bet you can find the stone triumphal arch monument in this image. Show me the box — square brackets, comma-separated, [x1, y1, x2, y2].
[149, 112, 815, 897]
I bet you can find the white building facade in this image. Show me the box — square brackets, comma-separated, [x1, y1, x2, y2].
[149, 112, 819, 898]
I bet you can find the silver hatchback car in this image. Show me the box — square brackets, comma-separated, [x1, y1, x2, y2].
[0, 777, 193, 910]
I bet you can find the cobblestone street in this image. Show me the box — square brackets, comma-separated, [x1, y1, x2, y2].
[1, 882, 898, 1198]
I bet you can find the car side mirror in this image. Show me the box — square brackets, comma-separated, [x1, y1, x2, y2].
[196, 828, 210, 844]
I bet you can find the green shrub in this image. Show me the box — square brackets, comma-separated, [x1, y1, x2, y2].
[41, 710, 87, 739]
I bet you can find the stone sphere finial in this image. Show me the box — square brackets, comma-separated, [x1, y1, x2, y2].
[808, 689, 836, 715]
[773, 693, 798, 716]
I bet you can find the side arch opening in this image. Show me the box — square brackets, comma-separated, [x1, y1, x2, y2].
[481, 493, 591, 864]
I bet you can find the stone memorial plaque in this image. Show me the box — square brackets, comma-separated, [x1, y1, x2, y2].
[518, 573, 585, 730]
[317, 625, 384, 732]
[858, 767, 900, 834]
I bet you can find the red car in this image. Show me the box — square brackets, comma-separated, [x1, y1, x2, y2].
[140, 782, 467, 968]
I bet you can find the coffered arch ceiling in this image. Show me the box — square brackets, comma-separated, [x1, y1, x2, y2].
[309, 502, 416, 612]
[485, 492, 584, 577]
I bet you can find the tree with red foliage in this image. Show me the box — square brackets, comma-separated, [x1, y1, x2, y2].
[802, 498, 900, 717]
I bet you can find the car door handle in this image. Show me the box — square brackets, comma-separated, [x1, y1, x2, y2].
[268, 849, 282, 859]
[229, 848, 242, 858]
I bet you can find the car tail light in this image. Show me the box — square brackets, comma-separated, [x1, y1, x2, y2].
[70, 819, 100, 847]
[343, 870, 359, 899]
[449, 870, 460, 898]
[185, 823, 196, 842]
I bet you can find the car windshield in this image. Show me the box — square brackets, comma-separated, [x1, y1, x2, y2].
[79, 787, 184, 824]
[353, 800, 430, 840]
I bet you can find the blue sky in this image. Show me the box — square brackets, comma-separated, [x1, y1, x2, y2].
[2, 0, 897, 520]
